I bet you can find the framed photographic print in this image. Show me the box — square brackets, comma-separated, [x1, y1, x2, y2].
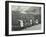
[5, 1, 45, 36]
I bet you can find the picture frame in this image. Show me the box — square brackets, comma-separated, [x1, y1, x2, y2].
[5, 1, 45, 36]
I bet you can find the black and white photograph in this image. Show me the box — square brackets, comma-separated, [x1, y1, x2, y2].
[5, 1, 45, 36]
[12, 6, 41, 31]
